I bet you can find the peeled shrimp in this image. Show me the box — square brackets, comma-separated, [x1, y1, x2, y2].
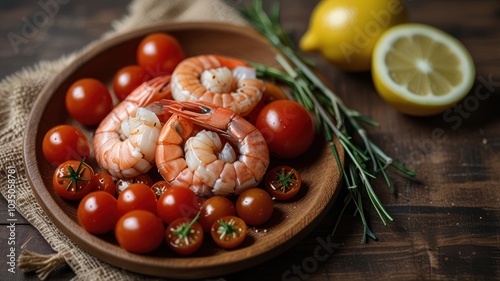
[155, 100, 269, 196]
[171, 55, 265, 117]
[93, 75, 171, 178]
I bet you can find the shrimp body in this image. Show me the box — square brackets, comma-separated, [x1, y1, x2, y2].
[155, 100, 269, 196]
[171, 55, 265, 117]
[93, 75, 171, 178]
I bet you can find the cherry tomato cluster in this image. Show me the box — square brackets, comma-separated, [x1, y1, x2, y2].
[43, 32, 185, 169]
[47, 157, 302, 256]
[112, 32, 185, 102]
[45, 154, 298, 255]
[64, 32, 185, 127]
[76, 166, 302, 255]
[76, 177, 284, 255]
[40, 31, 315, 256]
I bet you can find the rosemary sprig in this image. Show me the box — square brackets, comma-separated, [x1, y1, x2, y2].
[240, 0, 416, 242]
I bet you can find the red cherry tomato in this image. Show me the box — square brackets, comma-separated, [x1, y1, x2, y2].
[77, 191, 119, 234]
[115, 210, 164, 254]
[236, 188, 274, 226]
[112, 65, 150, 101]
[52, 159, 94, 200]
[157, 186, 200, 224]
[264, 166, 302, 200]
[117, 183, 157, 216]
[136, 33, 185, 76]
[42, 125, 90, 167]
[199, 196, 236, 233]
[65, 78, 114, 126]
[255, 100, 315, 159]
[210, 216, 247, 249]
[89, 172, 116, 197]
[165, 216, 203, 255]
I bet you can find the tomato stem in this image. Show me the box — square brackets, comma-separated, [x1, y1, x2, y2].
[62, 158, 90, 192]
[273, 168, 297, 193]
[216, 219, 238, 240]
[174, 211, 201, 238]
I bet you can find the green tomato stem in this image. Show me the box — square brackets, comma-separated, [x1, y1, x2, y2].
[174, 211, 201, 238]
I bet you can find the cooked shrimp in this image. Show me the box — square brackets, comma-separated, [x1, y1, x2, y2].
[155, 100, 269, 196]
[93, 75, 171, 178]
[171, 55, 265, 117]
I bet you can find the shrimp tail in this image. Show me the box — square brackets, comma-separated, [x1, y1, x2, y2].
[155, 100, 233, 133]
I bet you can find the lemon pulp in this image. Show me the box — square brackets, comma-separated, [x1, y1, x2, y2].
[372, 23, 475, 116]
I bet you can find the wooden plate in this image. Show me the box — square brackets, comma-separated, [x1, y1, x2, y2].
[24, 22, 343, 279]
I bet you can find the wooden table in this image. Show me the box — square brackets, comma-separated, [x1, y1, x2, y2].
[1, 0, 499, 280]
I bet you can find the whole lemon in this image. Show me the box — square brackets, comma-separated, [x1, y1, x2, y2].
[300, 0, 408, 72]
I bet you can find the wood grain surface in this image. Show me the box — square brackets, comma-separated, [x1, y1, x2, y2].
[1, 0, 499, 280]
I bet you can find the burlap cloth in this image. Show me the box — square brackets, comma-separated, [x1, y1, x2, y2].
[0, 0, 248, 280]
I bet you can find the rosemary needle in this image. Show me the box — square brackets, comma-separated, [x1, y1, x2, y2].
[240, 0, 416, 242]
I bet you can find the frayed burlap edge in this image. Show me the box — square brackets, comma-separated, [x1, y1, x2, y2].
[0, 0, 247, 280]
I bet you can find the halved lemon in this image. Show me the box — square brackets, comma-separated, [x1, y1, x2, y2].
[372, 23, 475, 116]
